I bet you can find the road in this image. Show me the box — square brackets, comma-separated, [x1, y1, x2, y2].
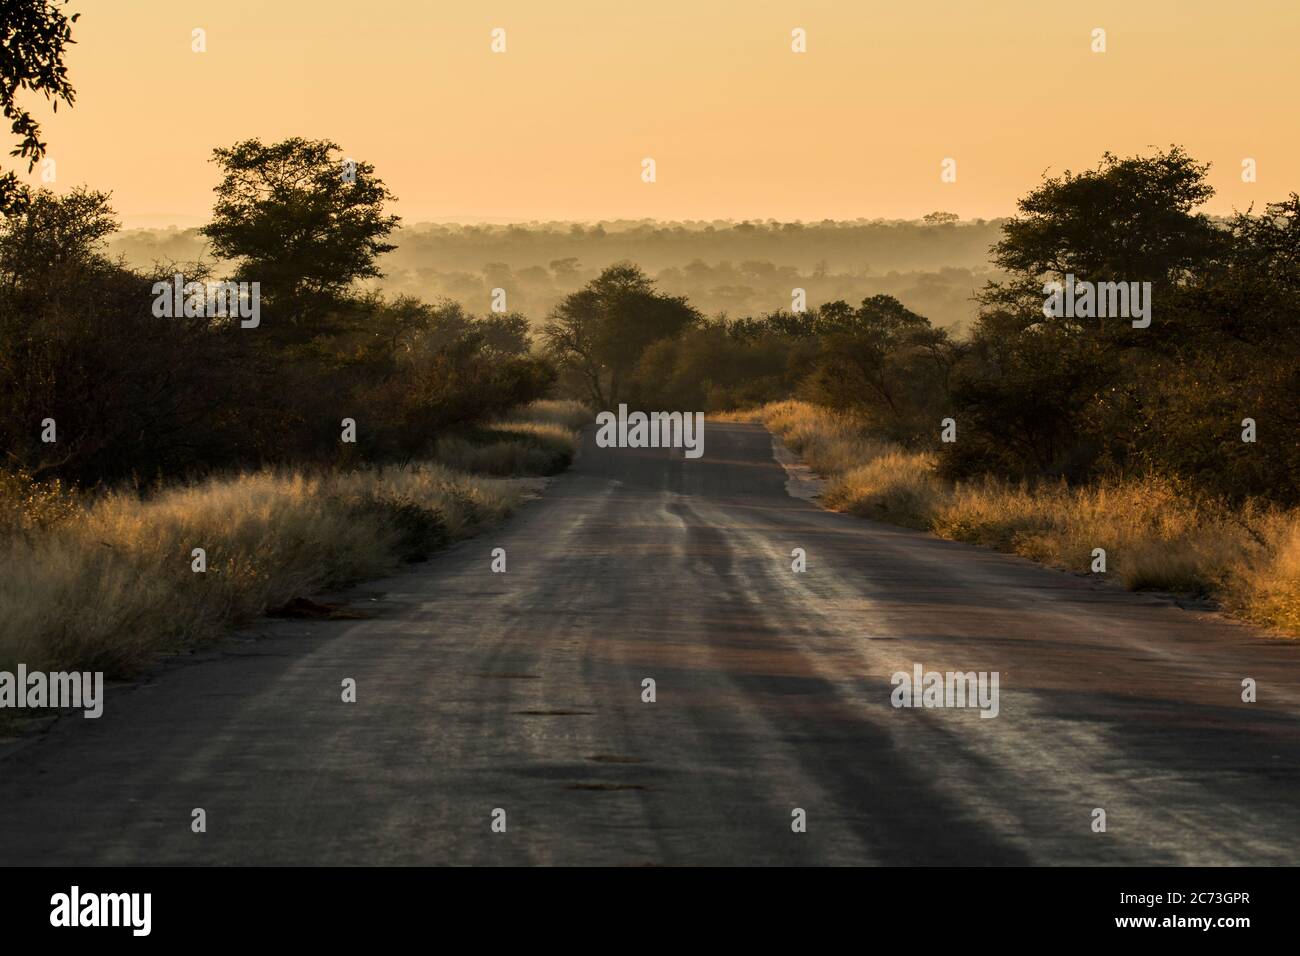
[2, 421, 1299, 865]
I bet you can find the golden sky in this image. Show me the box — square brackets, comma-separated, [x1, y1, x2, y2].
[19, 0, 1300, 227]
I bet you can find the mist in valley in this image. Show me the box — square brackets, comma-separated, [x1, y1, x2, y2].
[107, 217, 1007, 334]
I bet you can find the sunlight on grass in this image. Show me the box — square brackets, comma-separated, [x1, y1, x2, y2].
[751, 400, 1300, 636]
[0, 402, 584, 677]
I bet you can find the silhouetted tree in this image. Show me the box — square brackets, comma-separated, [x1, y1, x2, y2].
[0, 186, 115, 298]
[201, 137, 399, 338]
[948, 148, 1226, 483]
[0, 0, 78, 215]
[803, 296, 960, 441]
[0, 191, 256, 483]
[543, 263, 698, 406]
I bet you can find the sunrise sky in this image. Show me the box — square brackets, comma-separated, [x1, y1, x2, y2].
[18, 0, 1300, 227]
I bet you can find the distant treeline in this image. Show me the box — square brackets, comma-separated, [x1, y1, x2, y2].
[109, 218, 1006, 332]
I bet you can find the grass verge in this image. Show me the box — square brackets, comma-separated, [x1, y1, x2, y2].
[434, 400, 591, 476]
[736, 400, 1300, 636]
[0, 401, 588, 683]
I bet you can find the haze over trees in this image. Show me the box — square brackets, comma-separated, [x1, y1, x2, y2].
[108, 218, 1006, 334]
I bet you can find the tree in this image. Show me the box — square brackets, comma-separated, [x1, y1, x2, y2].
[988, 146, 1221, 318]
[543, 263, 698, 406]
[477, 312, 531, 357]
[200, 137, 399, 337]
[549, 257, 580, 278]
[1135, 194, 1300, 502]
[922, 211, 959, 225]
[542, 286, 606, 405]
[0, 186, 116, 296]
[947, 148, 1227, 483]
[0, 0, 78, 215]
[0, 191, 259, 484]
[804, 296, 959, 441]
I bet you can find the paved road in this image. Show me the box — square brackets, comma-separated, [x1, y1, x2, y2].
[3, 421, 1299, 865]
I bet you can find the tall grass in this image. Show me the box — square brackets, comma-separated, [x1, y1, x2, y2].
[0, 464, 516, 678]
[436, 422, 577, 476]
[0, 401, 587, 679]
[434, 400, 590, 476]
[749, 400, 1300, 636]
[501, 398, 592, 432]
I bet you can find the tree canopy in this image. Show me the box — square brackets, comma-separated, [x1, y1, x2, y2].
[201, 137, 399, 337]
[543, 263, 699, 406]
[0, 0, 79, 215]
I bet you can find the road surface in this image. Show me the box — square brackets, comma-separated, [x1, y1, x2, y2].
[2, 421, 1299, 865]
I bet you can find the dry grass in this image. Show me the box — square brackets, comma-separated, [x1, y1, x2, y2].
[751, 400, 1300, 636]
[1221, 509, 1300, 633]
[502, 399, 592, 432]
[436, 421, 578, 476]
[824, 453, 945, 528]
[0, 464, 517, 677]
[0, 402, 586, 679]
[434, 400, 589, 476]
